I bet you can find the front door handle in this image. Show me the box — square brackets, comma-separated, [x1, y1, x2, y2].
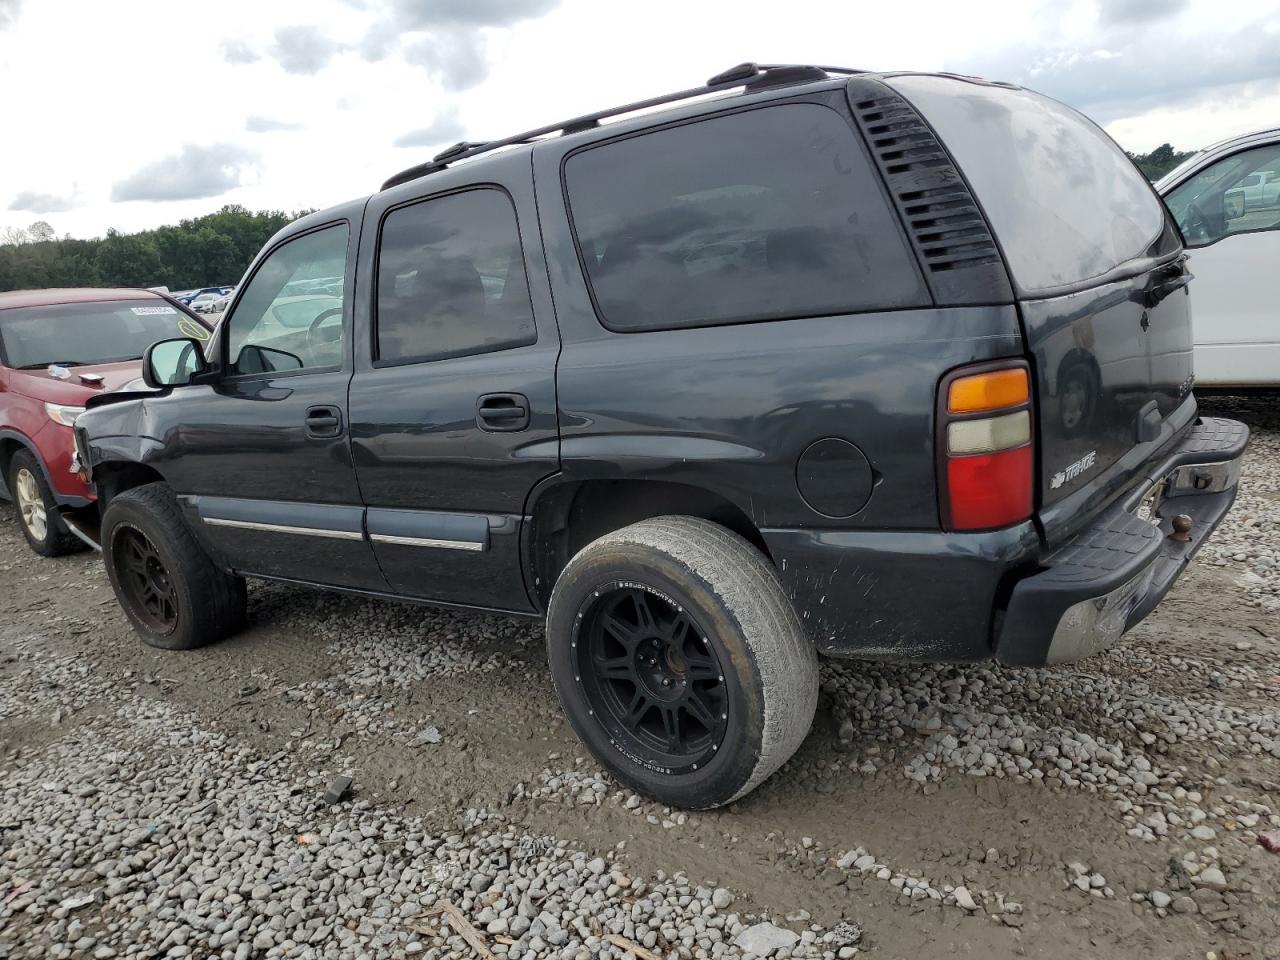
[477, 393, 530, 432]
[305, 405, 344, 439]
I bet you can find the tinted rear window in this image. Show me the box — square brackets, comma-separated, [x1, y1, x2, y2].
[564, 102, 928, 332]
[376, 189, 536, 365]
[889, 75, 1169, 293]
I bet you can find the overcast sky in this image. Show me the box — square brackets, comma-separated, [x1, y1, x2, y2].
[2, 0, 1278, 239]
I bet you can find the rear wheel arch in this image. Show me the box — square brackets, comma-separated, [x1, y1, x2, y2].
[525, 478, 772, 610]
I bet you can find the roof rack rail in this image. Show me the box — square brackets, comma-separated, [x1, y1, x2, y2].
[381, 62, 865, 191]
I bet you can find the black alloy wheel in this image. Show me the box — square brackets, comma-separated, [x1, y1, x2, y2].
[112, 524, 179, 634]
[574, 585, 727, 775]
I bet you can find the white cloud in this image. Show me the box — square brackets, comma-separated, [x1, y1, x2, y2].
[9, 189, 75, 213]
[393, 108, 465, 147]
[111, 145, 259, 203]
[0, 0, 1277, 238]
[221, 38, 259, 64]
[1105, 81, 1280, 153]
[1098, 0, 1189, 24]
[403, 30, 489, 91]
[387, 0, 559, 28]
[246, 115, 302, 133]
[271, 24, 342, 75]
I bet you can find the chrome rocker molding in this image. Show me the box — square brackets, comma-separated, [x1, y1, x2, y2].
[204, 517, 366, 541]
[369, 533, 486, 551]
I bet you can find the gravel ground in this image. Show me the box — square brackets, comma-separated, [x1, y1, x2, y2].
[1, 396, 1278, 960]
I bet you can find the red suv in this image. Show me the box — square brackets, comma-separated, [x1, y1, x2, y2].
[0, 289, 211, 556]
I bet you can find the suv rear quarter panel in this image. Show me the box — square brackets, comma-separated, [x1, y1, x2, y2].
[532, 84, 1036, 661]
[533, 88, 1025, 536]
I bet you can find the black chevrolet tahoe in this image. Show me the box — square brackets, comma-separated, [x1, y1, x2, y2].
[73, 64, 1248, 809]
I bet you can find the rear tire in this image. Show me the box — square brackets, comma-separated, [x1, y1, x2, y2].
[102, 483, 246, 650]
[547, 516, 818, 809]
[8, 449, 81, 557]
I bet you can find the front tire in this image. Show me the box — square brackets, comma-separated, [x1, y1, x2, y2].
[547, 516, 818, 809]
[102, 483, 246, 650]
[8, 449, 81, 557]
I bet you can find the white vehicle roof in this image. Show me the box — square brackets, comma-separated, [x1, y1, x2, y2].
[1157, 126, 1280, 192]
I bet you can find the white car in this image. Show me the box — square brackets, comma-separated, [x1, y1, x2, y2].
[1158, 128, 1280, 387]
[189, 292, 224, 314]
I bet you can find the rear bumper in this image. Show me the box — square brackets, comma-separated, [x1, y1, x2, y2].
[994, 417, 1249, 666]
[765, 416, 1248, 666]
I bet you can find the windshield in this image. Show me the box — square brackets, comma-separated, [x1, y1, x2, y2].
[0, 299, 209, 369]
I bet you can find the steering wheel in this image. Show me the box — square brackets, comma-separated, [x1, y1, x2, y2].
[306, 308, 344, 356]
[1181, 202, 1211, 244]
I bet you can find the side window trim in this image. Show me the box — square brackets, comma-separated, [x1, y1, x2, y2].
[220, 220, 352, 381]
[371, 184, 538, 368]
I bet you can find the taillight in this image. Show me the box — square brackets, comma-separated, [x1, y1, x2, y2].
[939, 362, 1034, 531]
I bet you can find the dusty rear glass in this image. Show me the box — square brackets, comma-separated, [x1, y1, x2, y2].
[889, 75, 1171, 293]
[564, 102, 929, 332]
[0, 300, 208, 369]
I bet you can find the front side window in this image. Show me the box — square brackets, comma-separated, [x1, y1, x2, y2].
[889, 75, 1172, 292]
[0, 300, 208, 370]
[376, 189, 536, 365]
[564, 103, 928, 332]
[226, 224, 349, 376]
[1164, 143, 1280, 247]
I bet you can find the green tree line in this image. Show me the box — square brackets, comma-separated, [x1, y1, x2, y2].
[0, 205, 311, 293]
[1127, 143, 1195, 181]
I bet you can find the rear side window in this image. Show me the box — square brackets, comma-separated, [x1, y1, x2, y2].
[376, 188, 536, 365]
[888, 75, 1171, 293]
[564, 103, 929, 332]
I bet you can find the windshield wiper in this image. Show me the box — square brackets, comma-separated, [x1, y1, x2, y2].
[16, 360, 89, 369]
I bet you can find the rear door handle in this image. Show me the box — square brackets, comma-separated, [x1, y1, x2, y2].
[477, 393, 530, 432]
[305, 405, 344, 439]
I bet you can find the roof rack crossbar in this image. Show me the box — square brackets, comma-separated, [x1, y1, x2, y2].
[381, 62, 865, 190]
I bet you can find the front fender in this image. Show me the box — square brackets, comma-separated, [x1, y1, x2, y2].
[76, 398, 167, 484]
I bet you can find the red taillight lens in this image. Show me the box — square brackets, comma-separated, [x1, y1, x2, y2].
[940, 362, 1034, 532]
[946, 445, 1033, 530]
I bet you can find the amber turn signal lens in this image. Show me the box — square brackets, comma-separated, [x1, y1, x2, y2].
[948, 367, 1029, 415]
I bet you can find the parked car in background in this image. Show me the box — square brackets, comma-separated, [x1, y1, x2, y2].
[1235, 169, 1280, 211]
[1158, 127, 1280, 387]
[75, 64, 1246, 809]
[189, 291, 224, 313]
[176, 286, 232, 306]
[0, 288, 211, 556]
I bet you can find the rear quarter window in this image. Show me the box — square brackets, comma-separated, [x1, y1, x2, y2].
[888, 75, 1171, 293]
[563, 102, 929, 332]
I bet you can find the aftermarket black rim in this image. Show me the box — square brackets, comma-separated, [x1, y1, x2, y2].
[113, 525, 179, 634]
[574, 584, 727, 775]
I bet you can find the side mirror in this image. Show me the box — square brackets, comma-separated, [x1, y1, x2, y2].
[143, 337, 210, 388]
[233, 344, 304, 374]
[1223, 189, 1246, 221]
